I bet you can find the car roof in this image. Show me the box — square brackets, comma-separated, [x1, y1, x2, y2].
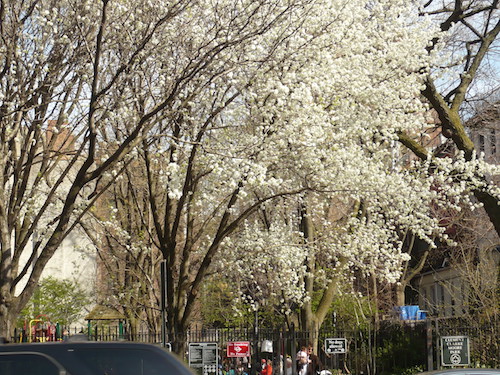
[0, 341, 181, 361]
[0, 341, 193, 375]
[419, 369, 500, 375]
[0, 341, 162, 350]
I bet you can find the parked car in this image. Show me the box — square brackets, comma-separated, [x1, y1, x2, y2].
[419, 369, 500, 375]
[0, 341, 194, 375]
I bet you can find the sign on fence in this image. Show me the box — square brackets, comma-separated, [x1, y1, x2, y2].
[325, 338, 347, 354]
[189, 342, 218, 375]
[441, 336, 470, 366]
[227, 341, 251, 357]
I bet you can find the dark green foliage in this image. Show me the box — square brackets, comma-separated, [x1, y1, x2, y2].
[375, 323, 427, 375]
[200, 278, 285, 328]
[18, 276, 91, 326]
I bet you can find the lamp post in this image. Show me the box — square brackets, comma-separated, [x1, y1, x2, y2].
[253, 302, 259, 375]
[160, 260, 167, 348]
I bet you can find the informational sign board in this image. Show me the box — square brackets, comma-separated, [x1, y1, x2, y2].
[325, 338, 347, 354]
[441, 336, 470, 366]
[227, 341, 251, 357]
[261, 340, 273, 353]
[189, 342, 218, 375]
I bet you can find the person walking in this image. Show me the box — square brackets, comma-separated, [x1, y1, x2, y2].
[285, 356, 293, 375]
[307, 343, 323, 374]
[297, 351, 313, 375]
[261, 359, 273, 375]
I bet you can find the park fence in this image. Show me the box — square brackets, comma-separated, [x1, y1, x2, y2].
[12, 316, 499, 375]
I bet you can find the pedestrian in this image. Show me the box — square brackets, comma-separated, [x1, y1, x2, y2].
[296, 346, 308, 361]
[285, 356, 293, 375]
[297, 351, 313, 375]
[258, 358, 266, 375]
[261, 359, 273, 375]
[307, 342, 323, 374]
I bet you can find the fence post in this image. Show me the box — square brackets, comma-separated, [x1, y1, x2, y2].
[252, 313, 259, 375]
[160, 260, 168, 348]
[426, 319, 433, 371]
[434, 319, 440, 370]
[280, 325, 285, 375]
[291, 323, 297, 375]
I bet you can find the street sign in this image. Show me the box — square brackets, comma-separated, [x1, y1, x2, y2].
[441, 336, 470, 366]
[227, 341, 251, 357]
[189, 342, 218, 375]
[325, 338, 347, 354]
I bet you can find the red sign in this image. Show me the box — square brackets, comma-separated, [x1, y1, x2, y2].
[227, 341, 251, 357]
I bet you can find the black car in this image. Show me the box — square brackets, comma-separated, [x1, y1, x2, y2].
[0, 341, 194, 375]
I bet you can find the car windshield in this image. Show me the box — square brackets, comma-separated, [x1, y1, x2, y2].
[72, 347, 181, 375]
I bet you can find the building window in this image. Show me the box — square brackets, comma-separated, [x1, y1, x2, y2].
[438, 283, 445, 311]
[490, 129, 496, 155]
[461, 282, 467, 315]
[479, 134, 485, 153]
[450, 280, 457, 316]
[422, 288, 428, 310]
[430, 285, 437, 315]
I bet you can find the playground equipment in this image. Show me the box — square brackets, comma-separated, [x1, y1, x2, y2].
[27, 314, 58, 342]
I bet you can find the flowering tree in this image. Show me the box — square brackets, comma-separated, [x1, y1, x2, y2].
[1, 0, 498, 342]
[86, 0, 498, 341]
[0, 0, 316, 338]
[398, 0, 500, 234]
[211, 1, 500, 334]
[391, 0, 500, 309]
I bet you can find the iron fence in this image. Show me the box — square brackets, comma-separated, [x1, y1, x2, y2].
[433, 316, 500, 369]
[10, 317, 499, 375]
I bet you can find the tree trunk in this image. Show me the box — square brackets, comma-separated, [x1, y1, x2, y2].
[301, 314, 320, 353]
[395, 283, 406, 307]
[372, 274, 380, 327]
[0, 298, 18, 341]
[297, 201, 343, 351]
[167, 319, 189, 356]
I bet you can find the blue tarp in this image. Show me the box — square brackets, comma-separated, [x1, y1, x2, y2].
[395, 305, 426, 320]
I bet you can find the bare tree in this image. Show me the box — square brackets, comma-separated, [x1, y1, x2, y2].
[442, 206, 499, 319]
[81, 161, 163, 339]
